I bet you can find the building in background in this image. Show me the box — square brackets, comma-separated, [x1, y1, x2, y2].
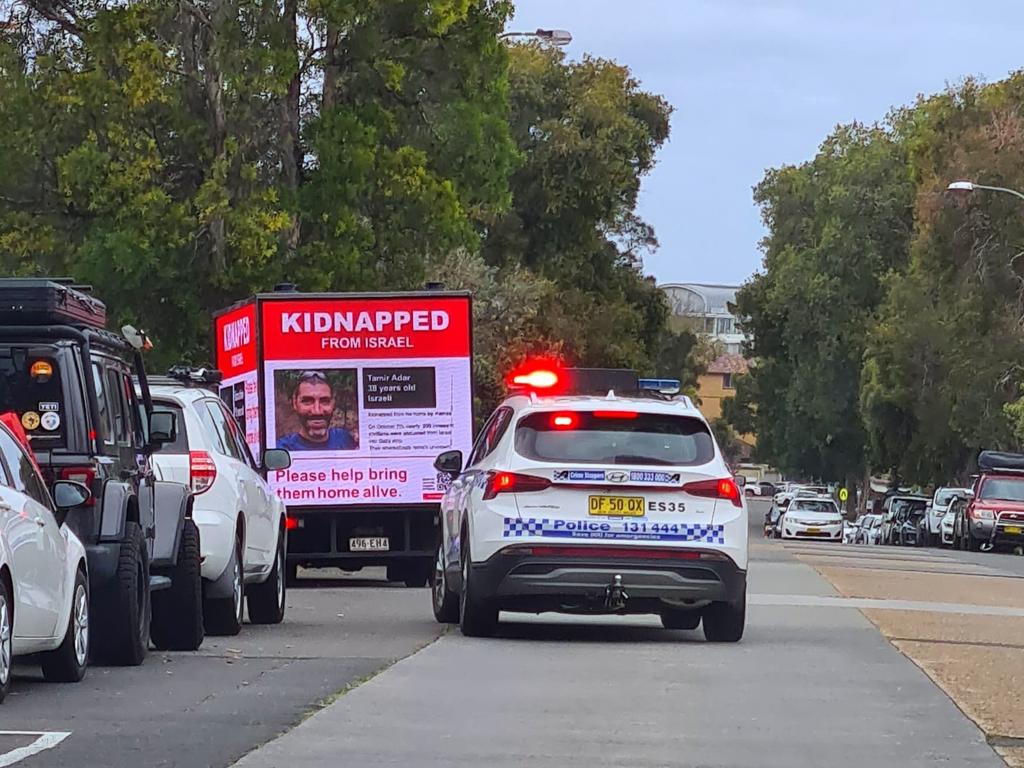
[661, 282, 755, 457]
[660, 283, 745, 354]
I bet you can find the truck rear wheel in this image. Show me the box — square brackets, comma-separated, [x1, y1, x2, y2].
[151, 520, 204, 651]
[93, 521, 150, 666]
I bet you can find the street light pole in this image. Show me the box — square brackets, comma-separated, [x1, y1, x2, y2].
[499, 28, 572, 46]
[947, 180, 1024, 202]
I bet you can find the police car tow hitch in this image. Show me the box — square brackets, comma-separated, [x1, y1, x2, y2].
[605, 574, 629, 610]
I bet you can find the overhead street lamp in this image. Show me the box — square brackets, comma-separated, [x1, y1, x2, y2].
[947, 180, 1024, 202]
[499, 28, 572, 46]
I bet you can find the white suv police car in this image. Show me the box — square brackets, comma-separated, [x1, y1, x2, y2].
[431, 368, 748, 642]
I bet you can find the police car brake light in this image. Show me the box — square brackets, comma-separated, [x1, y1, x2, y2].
[683, 477, 742, 508]
[483, 471, 551, 500]
[550, 412, 578, 429]
[593, 410, 637, 419]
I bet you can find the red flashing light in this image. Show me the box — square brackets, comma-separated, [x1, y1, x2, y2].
[510, 368, 561, 390]
[285, 516, 299, 531]
[483, 471, 552, 500]
[683, 477, 742, 508]
[593, 410, 638, 419]
[550, 412, 578, 429]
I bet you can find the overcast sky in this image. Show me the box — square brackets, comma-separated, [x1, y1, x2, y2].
[509, 0, 1024, 287]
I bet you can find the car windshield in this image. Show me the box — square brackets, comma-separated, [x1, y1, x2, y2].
[514, 411, 715, 466]
[791, 500, 838, 514]
[979, 477, 1024, 502]
[0, 345, 67, 448]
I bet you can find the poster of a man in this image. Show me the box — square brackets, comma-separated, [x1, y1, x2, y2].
[275, 370, 358, 451]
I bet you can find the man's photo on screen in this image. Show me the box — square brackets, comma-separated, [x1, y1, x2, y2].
[274, 369, 358, 451]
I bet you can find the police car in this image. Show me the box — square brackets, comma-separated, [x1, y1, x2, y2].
[430, 367, 748, 641]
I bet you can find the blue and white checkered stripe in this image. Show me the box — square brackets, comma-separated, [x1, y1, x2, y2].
[502, 518, 725, 544]
[503, 518, 549, 537]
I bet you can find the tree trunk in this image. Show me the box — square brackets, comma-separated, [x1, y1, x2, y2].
[322, 22, 340, 110]
[280, 0, 300, 256]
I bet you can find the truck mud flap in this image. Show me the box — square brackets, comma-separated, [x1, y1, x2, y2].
[151, 481, 189, 568]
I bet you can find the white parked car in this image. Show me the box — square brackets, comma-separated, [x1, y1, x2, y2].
[432, 369, 748, 642]
[779, 496, 843, 541]
[856, 514, 883, 545]
[0, 421, 91, 703]
[929, 487, 972, 547]
[146, 378, 292, 636]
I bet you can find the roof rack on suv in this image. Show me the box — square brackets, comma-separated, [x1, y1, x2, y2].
[146, 365, 223, 390]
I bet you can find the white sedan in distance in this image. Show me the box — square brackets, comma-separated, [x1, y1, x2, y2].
[779, 497, 844, 541]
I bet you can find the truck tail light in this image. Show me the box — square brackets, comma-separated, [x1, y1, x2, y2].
[483, 471, 552, 500]
[60, 465, 97, 506]
[189, 451, 217, 494]
[683, 477, 742, 508]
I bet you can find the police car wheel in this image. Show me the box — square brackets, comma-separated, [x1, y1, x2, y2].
[459, 540, 498, 638]
[703, 583, 745, 643]
[660, 606, 701, 631]
[432, 543, 459, 624]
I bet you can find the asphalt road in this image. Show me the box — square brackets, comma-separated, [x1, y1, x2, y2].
[234, 500, 1005, 768]
[0, 573, 442, 768]
[5, 501, 1017, 767]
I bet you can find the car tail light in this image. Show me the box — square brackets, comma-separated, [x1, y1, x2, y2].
[683, 477, 742, 508]
[189, 451, 217, 494]
[60, 465, 97, 506]
[482, 471, 551, 500]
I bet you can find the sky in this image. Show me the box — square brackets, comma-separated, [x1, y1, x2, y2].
[509, 0, 1024, 287]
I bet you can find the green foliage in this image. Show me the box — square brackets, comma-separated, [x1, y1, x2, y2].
[734, 123, 914, 481]
[738, 71, 1024, 486]
[0, 2, 678, 393]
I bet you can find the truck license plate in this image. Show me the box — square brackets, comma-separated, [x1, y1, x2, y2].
[350, 537, 389, 552]
[1005, 526, 1022, 535]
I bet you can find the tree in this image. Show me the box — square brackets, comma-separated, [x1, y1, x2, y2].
[732, 122, 915, 485]
[484, 44, 672, 373]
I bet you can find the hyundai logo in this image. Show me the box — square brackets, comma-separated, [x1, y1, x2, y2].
[606, 471, 629, 484]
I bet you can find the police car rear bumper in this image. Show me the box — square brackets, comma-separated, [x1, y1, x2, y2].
[471, 546, 746, 611]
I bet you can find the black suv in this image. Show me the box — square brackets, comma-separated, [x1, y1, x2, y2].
[0, 278, 203, 664]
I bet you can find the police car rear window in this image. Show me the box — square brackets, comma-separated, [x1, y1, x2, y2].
[0, 347, 67, 447]
[514, 411, 714, 467]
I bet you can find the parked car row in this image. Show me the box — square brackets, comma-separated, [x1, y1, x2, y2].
[0, 279, 292, 705]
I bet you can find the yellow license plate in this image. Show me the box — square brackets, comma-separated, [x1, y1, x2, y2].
[588, 495, 645, 516]
[1006, 526, 1022, 535]
[805, 527, 821, 533]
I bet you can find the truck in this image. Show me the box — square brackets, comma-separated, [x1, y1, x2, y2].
[214, 286, 473, 587]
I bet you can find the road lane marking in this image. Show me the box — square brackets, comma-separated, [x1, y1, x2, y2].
[0, 732, 71, 766]
[751, 593, 1024, 617]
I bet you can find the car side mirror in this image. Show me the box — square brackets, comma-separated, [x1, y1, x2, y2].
[53, 480, 91, 509]
[434, 450, 463, 476]
[263, 448, 291, 471]
[735, 475, 747, 488]
[148, 411, 177, 446]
